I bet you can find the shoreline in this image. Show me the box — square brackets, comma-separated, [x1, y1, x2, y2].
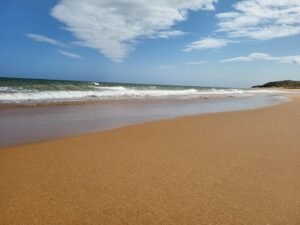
[1, 95, 300, 224]
[0, 85, 290, 109]
[0, 95, 230, 110]
[1, 96, 296, 149]
[0, 92, 292, 148]
[0, 94, 293, 150]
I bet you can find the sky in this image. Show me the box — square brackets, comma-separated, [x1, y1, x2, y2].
[0, 0, 299, 88]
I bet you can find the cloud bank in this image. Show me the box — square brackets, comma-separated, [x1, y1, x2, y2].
[51, 0, 217, 62]
[185, 0, 300, 51]
[217, 0, 300, 40]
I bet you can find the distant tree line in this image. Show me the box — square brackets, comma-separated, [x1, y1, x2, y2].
[252, 80, 300, 89]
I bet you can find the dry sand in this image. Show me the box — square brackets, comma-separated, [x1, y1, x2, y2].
[1, 98, 300, 225]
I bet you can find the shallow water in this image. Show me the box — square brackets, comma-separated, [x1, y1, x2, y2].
[0, 92, 290, 148]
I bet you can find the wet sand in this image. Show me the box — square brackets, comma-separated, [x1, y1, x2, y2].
[0, 93, 287, 147]
[1, 97, 300, 225]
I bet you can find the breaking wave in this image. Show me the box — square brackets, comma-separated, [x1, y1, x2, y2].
[0, 77, 283, 104]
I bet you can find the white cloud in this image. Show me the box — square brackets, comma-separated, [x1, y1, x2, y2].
[222, 52, 300, 65]
[26, 33, 65, 47]
[222, 53, 276, 62]
[278, 56, 300, 65]
[186, 60, 208, 64]
[59, 50, 82, 59]
[51, 0, 218, 62]
[216, 0, 300, 40]
[221, 56, 251, 63]
[153, 30, 186, 39]
[184, 38, 230, 51]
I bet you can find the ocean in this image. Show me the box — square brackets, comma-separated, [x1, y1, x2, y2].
[0, 77, 277, 105]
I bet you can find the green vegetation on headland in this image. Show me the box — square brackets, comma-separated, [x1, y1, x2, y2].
[252, 80, 300, 89]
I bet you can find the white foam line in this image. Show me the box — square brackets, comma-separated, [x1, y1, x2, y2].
[0, 88, 285, 103]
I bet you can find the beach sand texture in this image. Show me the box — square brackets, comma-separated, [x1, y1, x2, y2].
[1, 98, 300, 225]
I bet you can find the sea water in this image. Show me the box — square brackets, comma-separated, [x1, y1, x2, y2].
[0, 77, 281, 104]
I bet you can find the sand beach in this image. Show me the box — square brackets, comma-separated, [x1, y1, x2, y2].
[1, 97, 300, 225]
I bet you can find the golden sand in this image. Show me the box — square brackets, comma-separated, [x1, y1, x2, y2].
[1, 98, 300, 225]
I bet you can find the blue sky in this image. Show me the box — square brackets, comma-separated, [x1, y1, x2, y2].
[0, 0, 299, 87]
